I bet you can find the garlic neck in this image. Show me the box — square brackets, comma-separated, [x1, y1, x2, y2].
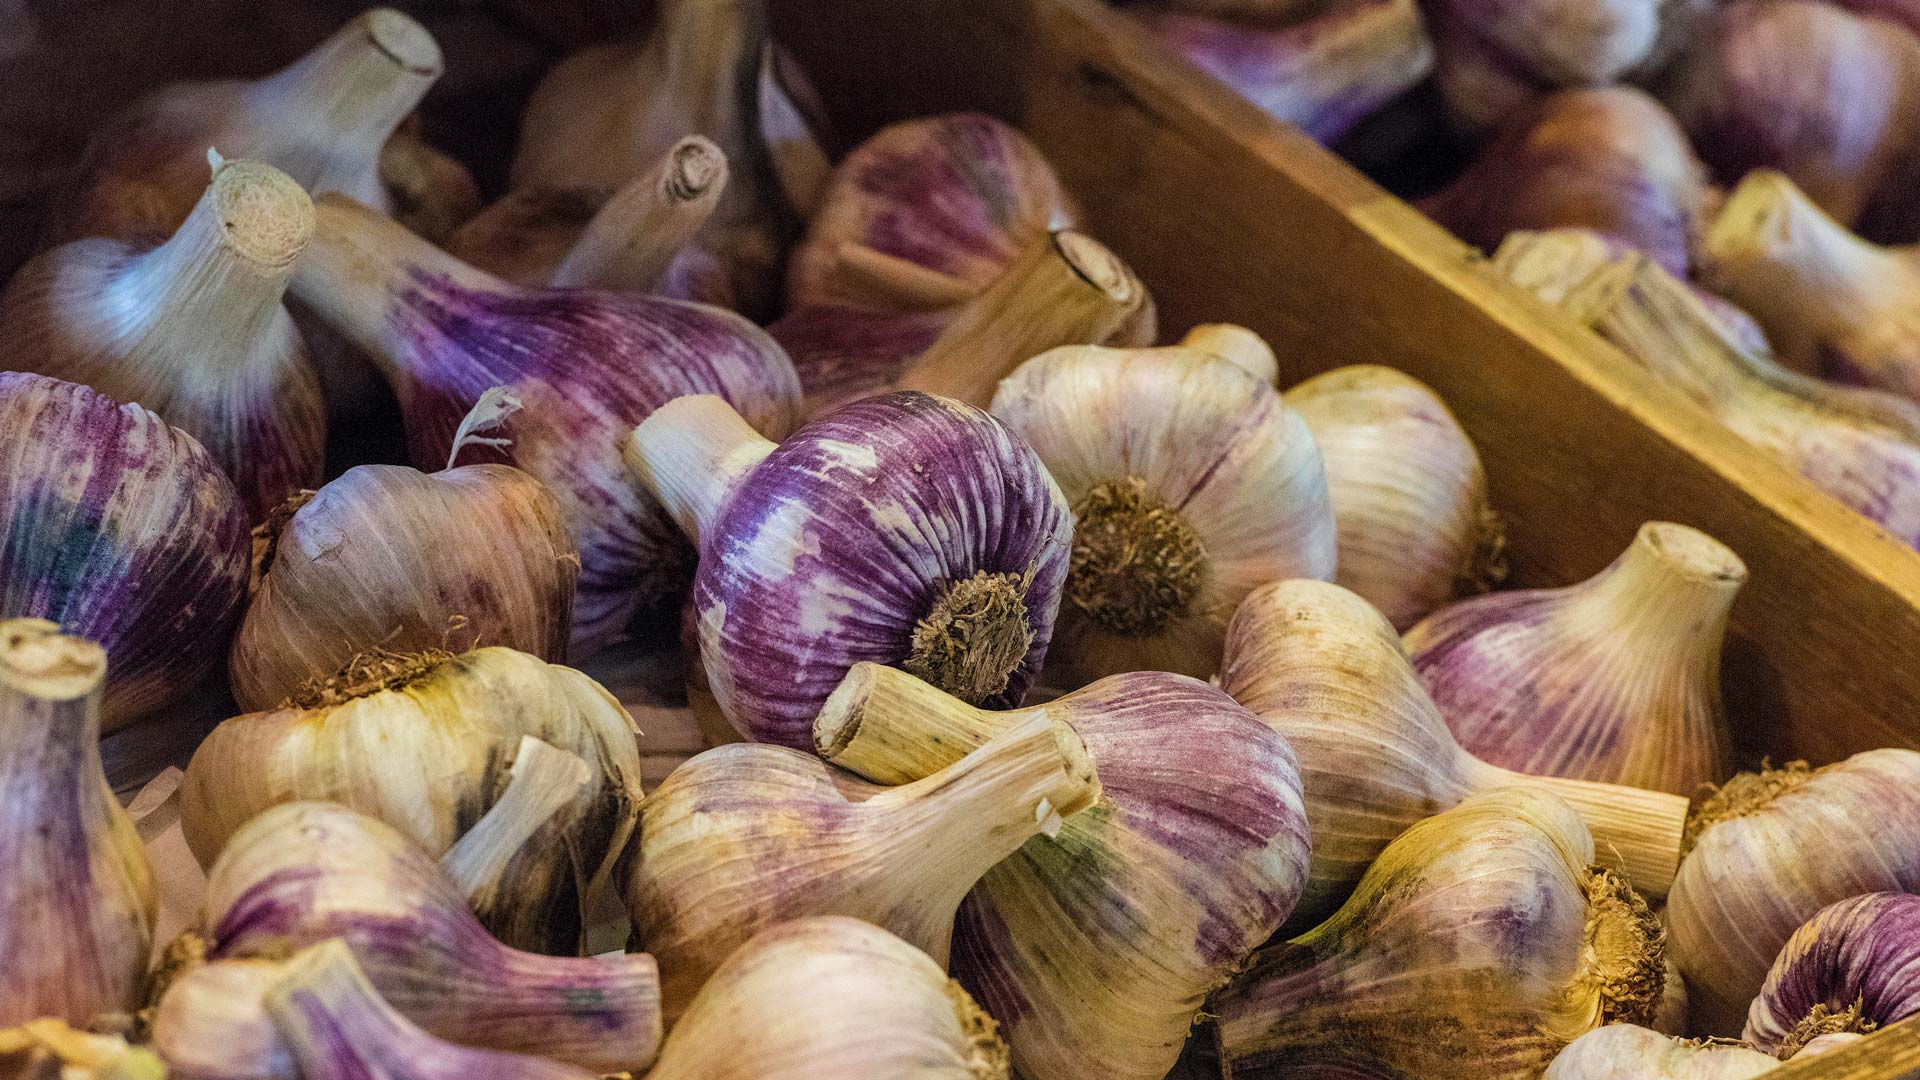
[895, 230, 1146, 407]
[903, 569, 1037, 705]
[243, 10, 441, 202]
[1559, 521, 1744, 660]
[549, 136, 728, 291]
[1180, 324, 1278, 385]
[1579, 254, 1755, 411]
[815, 662, 1037, 784]
[1464, 761, 1687, 900]
[623, 395, 777, 544]
[1065, 477, 1208, 638]
[0, 619, 111, 784]
[107, 159, 311, 378]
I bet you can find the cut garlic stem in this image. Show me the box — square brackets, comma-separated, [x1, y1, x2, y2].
[550, 136, 729, 291]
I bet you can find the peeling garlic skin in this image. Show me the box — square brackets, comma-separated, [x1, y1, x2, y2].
[0, 373, 248, 730]
[1744, 893, 1920, 1056]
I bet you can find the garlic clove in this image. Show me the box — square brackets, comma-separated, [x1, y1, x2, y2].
[1404, 521, 1745, 795]
[0, 156, 323, 521]
[1421, 86, 1708, 275]
[990, 333, 1336, 684]
[1283, 364, 1501, 630]
[626, 391, 1072, 749]
[0, 373, 249, 730]
[439, 736, 592, 942]
[647, 916, 1010, 1080]
[1745, 893, 1920, 1057]
[814, 661, 1310, 1080]
[228, 463, 578, 712]
[1223, 578, 1688, 929]
[264, 940, 597, 1080]
[205, 801, 661, 1072]
[376, 119, 485, 246]
[45, 9, 462, 246]
[1669, 751, 1920, 1035]
[1542, 1024, 1781, 1079]
[151, 959, 296, 1080]
[1182, 323, 1280, 383]
[447, 136, 729, 293]
[183, 646, 642, 956]
[1702, 169, 1920, 398]
[287, 193, 802, 655]
[1132, 0, 1436, 144]
[0, 620, 154, 1029]
[1213, 787, 1668, 1078]
[626, 706, 1100, 1020]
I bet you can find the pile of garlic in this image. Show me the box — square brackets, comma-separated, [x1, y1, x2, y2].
[0, 6, 1916, 1080]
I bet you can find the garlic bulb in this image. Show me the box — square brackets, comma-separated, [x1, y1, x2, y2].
[288, 193, 802, 654]
[1283, 364, 1500, 630]
[1669, 750, 1920, 1034]
[1703, 170, 1920, 400]
[229, 463, 578, 712]
[648, 916, 1010, 1080]
[1133, 0, 1436, 143]
[0, 157, 320, 521]
[1664, 0, 1920, 244]
[0, 373, 249, 729]
[265, 940, 596, 1080]
[1544, 1026, 1781, 1079]
[1223, 578, 1689, 928]
[182, 646, 642, 955]
[814, 661, 1310, 1080]
[627, 707, 1099, 1018]
[1495, 230, 1920, 548]
[776, 229, 1148, 417]
[513, 0, 820, 315]
[988, 332, 1335, 684]
[1746, 893, 1920, 1057]
[447, 135, 729, 292]
[151, 960, 294, 1080]
[205, 801, 661, 1072]
[1213, 787, 1668, 1079]
[45, 9, 473, 246]
[0, 620, 154, 1029]
[1425, 0, 1661, 132]
[1421, 87, 1708, 275]
[1404, 521, 1744, 795]
[625, 391, 1071, 748]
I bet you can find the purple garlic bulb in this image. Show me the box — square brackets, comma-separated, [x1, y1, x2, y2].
[625, 391, 1071, 749]
[287, 194, 802, 655]
[0, 372, 248, 730]
[1746, 893, 1920, 1057]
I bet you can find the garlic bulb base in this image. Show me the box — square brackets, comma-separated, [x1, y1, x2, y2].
[1683, 761, 1814, 854]
[1065, 478, 1207, 638]
[904, 570, 1040, 705]
[285, 647, 453, 710]
[1586, 868, 1671, 1025]
[1780, 1002, 1877, 1059]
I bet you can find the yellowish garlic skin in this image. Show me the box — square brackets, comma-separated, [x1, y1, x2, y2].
[1668, 750, 1920, 1035]
[648, 917, 1009, 1080]
[1405, 521, 1743, 795]
[991, 341, 1335, 686]
[1284, 364, 1497, 630]
[1542, 1025, 1780, 1079]
[1214, 788, 1667, 1080]
[229, 463, 579, 712]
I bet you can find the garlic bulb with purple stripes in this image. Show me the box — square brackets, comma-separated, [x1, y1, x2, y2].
[989, 331, 1335, 685]
[0, 373, 248, 729]
[1405, 521, 1744, 796]
[287, 194, 802, 654]
[625, 391, 1071, 748]
[812, 661, 1310, 1080]
[1745, 892, 1920, 1057]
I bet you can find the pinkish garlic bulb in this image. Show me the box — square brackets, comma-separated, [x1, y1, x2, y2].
[1745, 893, 1920, 1058]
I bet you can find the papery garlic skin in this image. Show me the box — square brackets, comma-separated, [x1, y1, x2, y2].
[45, 9, 462, 245]
[626, 709, 1098, 1019]
[1405, 521, 1743, 795]
[1214, 788, 1667, 1079]
[229, 464, 578, 711]
[1669, 750, 1920, 1035]
[648, 917, 1010, 1080]
[1134, 0, 1436, 144]
[626, 392, 1071, 749]
[0, 157, 322, 521]
[288, 194, 802, 653]
[1223, 578, 1689, 929]
[1283, 364, 1497, 630]
[1543, 1025, 1780, 1079]
[1421, 87, 1708, 275]
[151, 960, 295, 1080]
[814, 662, 1310, 1080]
[204, 801, 661, 1072]
[990, 338, 1335, 684]
[0, 620, 155, 1029]
[1745, 893, 1920, 1056]
[183, 646, 642, 955]
[0, 373, 249, 729]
